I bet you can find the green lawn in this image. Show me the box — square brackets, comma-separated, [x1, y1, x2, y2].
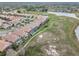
[47, 14, 79, 55]
[23, 12, 79, 56]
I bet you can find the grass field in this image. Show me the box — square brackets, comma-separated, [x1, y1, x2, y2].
[24, 12, 79, 56]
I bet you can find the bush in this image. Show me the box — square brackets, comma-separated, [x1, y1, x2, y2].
[12, 44, 18, 50]
[0, 51, 6, 56]
[25, 45, 43, 56]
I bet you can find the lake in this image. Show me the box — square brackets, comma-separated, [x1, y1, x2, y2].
[48, 12, 78, 19]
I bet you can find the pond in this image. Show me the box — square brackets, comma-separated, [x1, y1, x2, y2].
[75, 26, 79, 41]
[48, 12, 78, 19]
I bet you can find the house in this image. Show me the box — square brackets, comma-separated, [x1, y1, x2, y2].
[25, 15, 48, 35]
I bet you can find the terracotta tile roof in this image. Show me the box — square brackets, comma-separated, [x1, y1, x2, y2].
[2, 26, 30, 43]
[30, 15, 48, 27]
[2, 32, 19, 43]
[0, 14, 24, 21]
[0, 40, 11, 52]
[23, 25, 32, 32]
[37, 15, 48, 23]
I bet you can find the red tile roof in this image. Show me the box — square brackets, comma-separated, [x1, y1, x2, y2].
[0, 40, 11, 52]
[0, 14, 24, 21]
[2, 33, 19, 43]
[2, 26, 30, 43]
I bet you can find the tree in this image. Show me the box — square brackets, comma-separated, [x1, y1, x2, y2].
[12, 44, 18, 50]
[17, 10, 21, 13]
[0, 51, 6, 56]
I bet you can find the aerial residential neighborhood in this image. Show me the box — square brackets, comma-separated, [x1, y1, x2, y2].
[0, 11, 48, 55]
[1, 2, 79, 56]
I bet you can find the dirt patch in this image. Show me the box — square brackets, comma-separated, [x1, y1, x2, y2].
[36, 32, 55, 44]
[42, 44, 59, 56]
